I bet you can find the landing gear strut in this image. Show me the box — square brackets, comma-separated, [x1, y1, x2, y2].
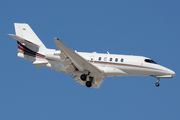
[85, 77, 93, 88]
[155, 78, 160, 87]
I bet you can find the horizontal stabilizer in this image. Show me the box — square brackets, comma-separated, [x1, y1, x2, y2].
[8, 34, 39, 47]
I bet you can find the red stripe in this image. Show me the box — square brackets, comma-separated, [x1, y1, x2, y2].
[36, 54, 45, 58]
[17, 45, 45, 58]
[18, 45, 24, 51]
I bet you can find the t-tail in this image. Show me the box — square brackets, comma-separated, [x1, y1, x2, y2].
[8, 23, 48, 62]
[9, 23, 66, 71]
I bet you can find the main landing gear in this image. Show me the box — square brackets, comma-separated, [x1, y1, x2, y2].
[80, 74, 93, 88]
[86, 81, 92, 87]
[155, 78, 160, 87]
[80, 74, 87, 81]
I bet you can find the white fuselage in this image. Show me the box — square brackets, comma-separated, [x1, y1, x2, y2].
[77, 52, 175, 77]
[25, 49, 174, 78]
[17, 49, 175, 78]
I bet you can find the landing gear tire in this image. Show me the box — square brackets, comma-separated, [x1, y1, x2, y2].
[80, 74, 87, 81]
[155, 82, 160, 87]
[86, 81, 92, 88]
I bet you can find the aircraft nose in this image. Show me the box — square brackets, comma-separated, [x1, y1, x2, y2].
[167, 69, 175, 76]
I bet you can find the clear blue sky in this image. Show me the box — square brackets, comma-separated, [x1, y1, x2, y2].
[0, 0, 179, 120]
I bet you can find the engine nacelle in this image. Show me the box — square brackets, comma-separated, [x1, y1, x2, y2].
[17, 53, 35, 61]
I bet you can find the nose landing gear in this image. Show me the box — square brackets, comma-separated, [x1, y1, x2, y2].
[155, 82, 160, 87]
[155, 78, 160, 87]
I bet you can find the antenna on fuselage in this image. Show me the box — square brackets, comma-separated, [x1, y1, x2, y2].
[107, 51, 110, 54]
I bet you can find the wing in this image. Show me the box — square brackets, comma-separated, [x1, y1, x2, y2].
[54, 38, 105, 88]
[54, 38, 103, 75]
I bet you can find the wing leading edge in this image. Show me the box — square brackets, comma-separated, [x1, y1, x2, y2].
[54, 38, 103, 74]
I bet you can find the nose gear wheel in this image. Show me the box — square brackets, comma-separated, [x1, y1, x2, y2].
[155, 78, 160, 87]
[155, 82, 160, 87]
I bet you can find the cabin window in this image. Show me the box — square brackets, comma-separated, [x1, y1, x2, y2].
[104, 57, 107, 61]
[110, 58, 113, 61]
[121, 58, 124, 62]
[115, 58, 118, 62]
[98, 57, 101, 61]
[144, 59, 157, 64]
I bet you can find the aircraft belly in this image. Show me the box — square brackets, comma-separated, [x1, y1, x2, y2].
[46, 60, 66, 73]
[102, 63, 151, 76]
[119, 65, 167, 76]
[102, 67, 127, 76]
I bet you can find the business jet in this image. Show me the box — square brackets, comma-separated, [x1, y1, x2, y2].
[8, 23, 175, 88]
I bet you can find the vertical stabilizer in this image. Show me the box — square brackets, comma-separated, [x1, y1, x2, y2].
[14, 23, 47, 53]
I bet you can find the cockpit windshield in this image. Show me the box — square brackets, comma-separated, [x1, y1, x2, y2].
[144, 59, 157, 64]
